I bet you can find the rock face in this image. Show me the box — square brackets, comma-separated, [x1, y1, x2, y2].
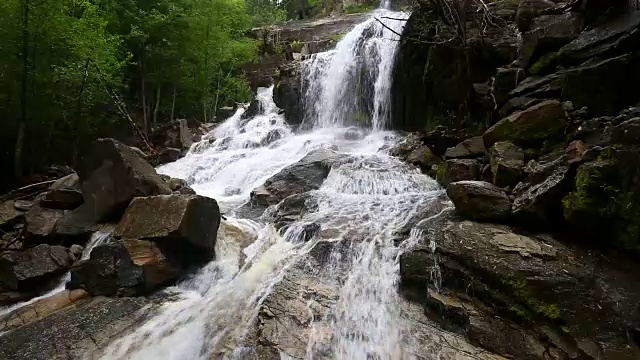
[443, 136, 485, 159]
[442, 159, 480, 185]
[561, 53, 640, 116]
[515, 0, 557, 32]
[24, 205, 65, 241]
[446, 181, 511, 222]
[115, 194, 221, 257]
[483, 100, 567, 149]
[250, 149, 345, 206]
[0, 296, 151, 360]
[390, 0, 519, 131]
[0, 201, 23, 229]
[401, 218, 640, 360]
[273, 63, 303, 127]
[75, 138, 171, 222]
[489, 141, 525, 187]
[70, 239, 181, 296]
[0, 244, 70, 290]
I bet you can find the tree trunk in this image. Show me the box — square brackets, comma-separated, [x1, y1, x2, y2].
[170, 83, 176, 122]
[203, 20, 210, 122]
[15, 0, 30, 178]
[153, 85, 161, 128]
[140, 57, 148, 134]
[213, 67, 222, 121]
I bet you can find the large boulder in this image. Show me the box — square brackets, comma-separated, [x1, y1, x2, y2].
[446, 181, 511, 222]
[561, 53, 640, 117]
[441, 159, 480, 185]
[482, 100, 567, 150]
[273, 64, 303, 127]
[250, 149, 346, 206]
[69, 239, 181, 296]
[0, 244, 71, 290]
[493, 68, 525, 106]
[489, 142, 525, 188]
[443, 136, 485, 159]
[75, 138, 171, 222]
[24, 205, 65, 242]
[115, 194, 221, 259]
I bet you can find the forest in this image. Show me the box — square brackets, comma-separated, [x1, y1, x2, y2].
[0, 0, 330, 187]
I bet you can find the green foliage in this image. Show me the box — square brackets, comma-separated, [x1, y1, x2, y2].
[343, 3, 374, 14]
[0, 0, 258, 183]
[245, 0, 286, 26]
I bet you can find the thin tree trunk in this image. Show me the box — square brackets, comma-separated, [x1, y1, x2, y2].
[153, 85, 161, 128]
[15, 0, 29, 177]
[73, 58, 91, 162]
[213, 67, 222, 120]
[203, 21, 210, 122]
[140, 56, 148, 134]
[170, 83, 176, 122]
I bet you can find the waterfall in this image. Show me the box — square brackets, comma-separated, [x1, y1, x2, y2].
[90, 7, 473, 360]
[301, 11, 408, 130]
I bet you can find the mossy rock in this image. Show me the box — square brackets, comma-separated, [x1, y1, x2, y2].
[483, 100, 567, 149]
[563, 149, 640, 253]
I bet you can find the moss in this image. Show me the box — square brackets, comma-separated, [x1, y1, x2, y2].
[502, 275, 562, 321]
[329, 33, 345, 42]
[528, 53, 557, 75]
[561, 326, 571, 334]
[343, 4, 374, 14]
[435, 164, 446, 185]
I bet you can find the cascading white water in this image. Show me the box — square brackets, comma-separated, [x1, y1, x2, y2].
[92, 7, 484, 360]
[302, 11, 408, 130]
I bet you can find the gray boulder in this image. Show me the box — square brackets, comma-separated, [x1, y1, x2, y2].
[69, 239, 180, 296]
[250, 149, 346, 206]
[0, 244, 71, 290]
[490, 141, 525, 188]
[115, 194, 221, 258]
[443, 136, 485, 159]
[446, 181, 512, 222]
[441, 159, 480, 185]
[75, 138, 171, 222]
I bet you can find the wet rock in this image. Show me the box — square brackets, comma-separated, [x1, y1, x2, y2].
[401, 219, 640, 360]
[0, 201, 23, 229]
[498, 97, 541, 118]
[69, 244, 84, 262]
[0, 289, 89, 333]
[0, 244, 70, 290]
[519, 12, 584, 71]
[603, 117, 640, 145]
[442, 159, 480, 185]
[250, 149, 346, 206]
[70, 239, 181, 296]
[242, 99, 263, 120]
[561, 53, 640, 117]
[404, 145, 441, 178]
[267, 193, 319, 229]
[562, 148, 640, 253]
[75, 138, 171, 222]
[0, 296, 151, 360]
[115, 194, 221, 258]
[515, 0, 557, 32]
[489, 142, 525, 188]
[493, 67, 525, 106]
[273, 64, 303, 127]
[342, 127, 365, 140]
[53, 204, 100, 246]
[259, 129, 284, 146]
[24, 205, 65, 241]
[154, 147, 183, 166]
[483, 100, 567, 149]
[565, 139, 587, 163]
[512, 155, 571, 226]
[167, 177, 188, 192]
[443, 136, 485, 159]
[557, 12, 640, 65]
[446, 181, 511, 222]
